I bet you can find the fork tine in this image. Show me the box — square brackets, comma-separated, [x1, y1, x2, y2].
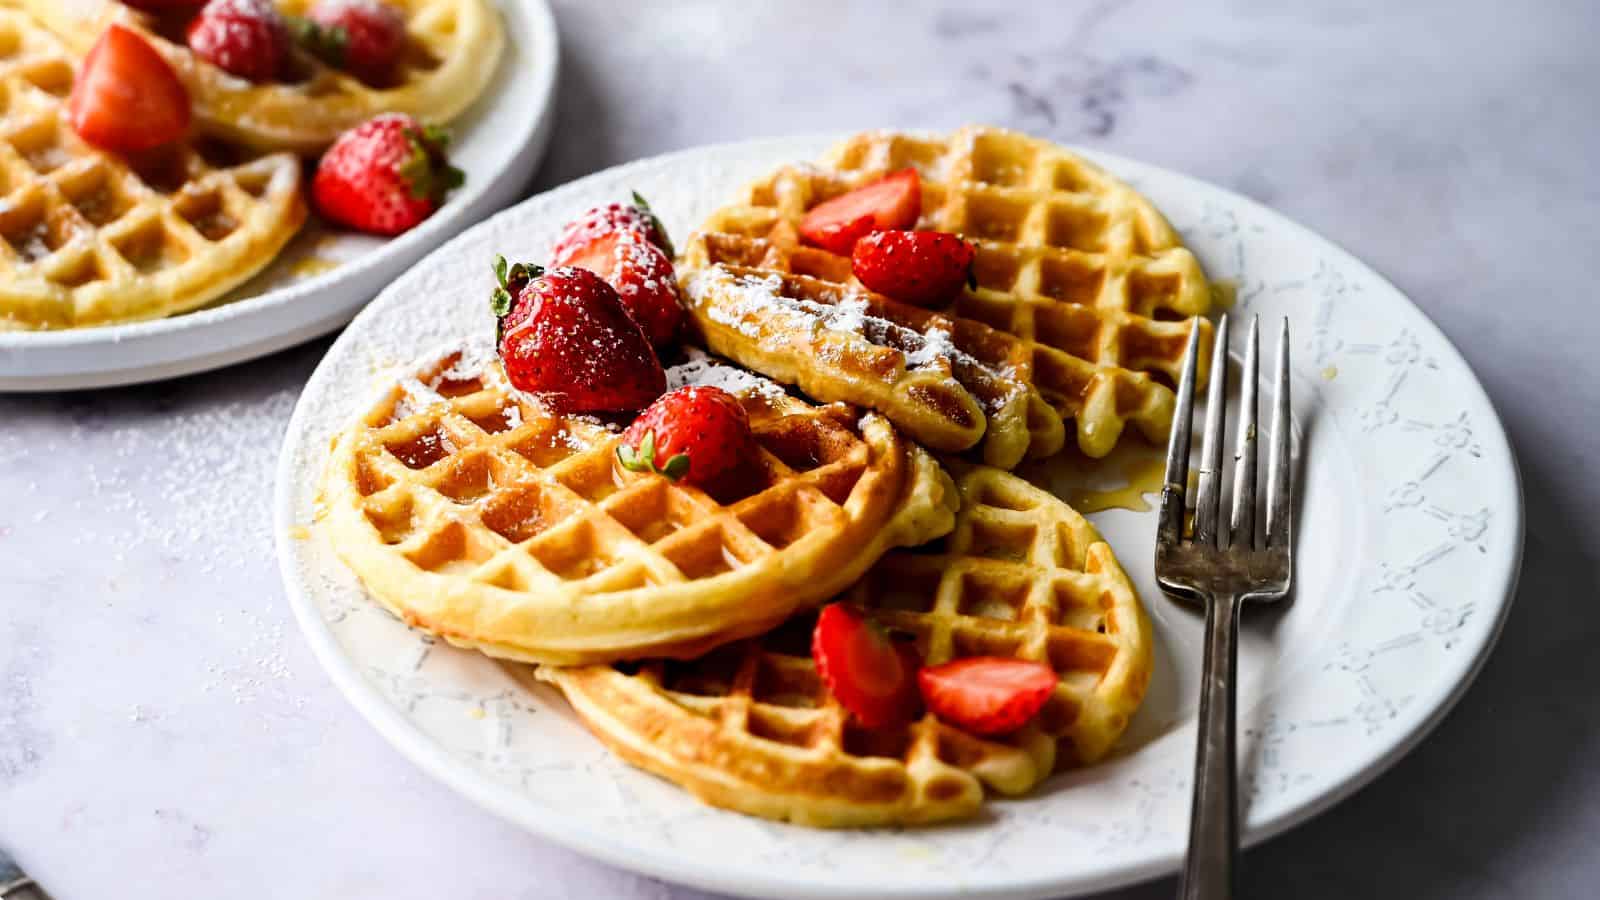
[1192, 314, 1230, 547]
[1158, 320, 1203, 545]
[1228, 316, 1260, 549]
[1265, 318, 1293, 549]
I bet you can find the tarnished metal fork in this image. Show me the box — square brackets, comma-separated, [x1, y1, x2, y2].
[1157, 314, 1295, 900]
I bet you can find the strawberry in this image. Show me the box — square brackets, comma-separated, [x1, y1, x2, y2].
[799, 168, 921, 255]
[67, 25, 190, 154]
[187, 0, 292, 83]
[812, 604, 924, 729]
[296, 0, 407, 83]
[122, 0, 204, 9]
[554, 230, 683, 346]
[491, 263, 665, 414]
[851, 230, 975, 306]
[617, 386, 751, 488]
[312, 113, 463, 236]
[550, 193, 674, 262]
[918, 657, 1057, 736]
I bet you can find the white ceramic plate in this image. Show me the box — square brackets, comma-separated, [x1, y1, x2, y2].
[0, 0, 558, 392]
[274, 136, 1522, 900]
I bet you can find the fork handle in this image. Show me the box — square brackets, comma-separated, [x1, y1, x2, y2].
[1179, 591, 1241, 900]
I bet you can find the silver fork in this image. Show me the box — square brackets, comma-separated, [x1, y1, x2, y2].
[1156, 314, 1295, 900]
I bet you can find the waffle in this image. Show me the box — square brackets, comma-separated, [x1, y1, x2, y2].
[679, 247, 1066, 471]
[320, 350, 960, 666]
[542, 464, 1153, 827]
[22, 0, 504, 154]
[0, 8, 304, 330]
[679, 126, 1215, 460]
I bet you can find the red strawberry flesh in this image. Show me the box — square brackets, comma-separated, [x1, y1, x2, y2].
[918, 657, 1056, 736]
[68, 25, 190, 153]
[812, 604, 923, 729]
[799, 168, 921, 255]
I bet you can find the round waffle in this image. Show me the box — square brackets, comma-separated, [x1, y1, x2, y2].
[22, 0, 504, 154]
[679, 126, 1215, 461]
[0, 7, 304, 330]
[320, 350, 960, 666]
[542, 464, 1153, 827]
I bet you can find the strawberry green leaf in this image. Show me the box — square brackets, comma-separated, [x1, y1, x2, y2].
[493, 255, 509, 287]
[659, 453, 691, 481]
[631, 190, 674, 258]
[422, 124, 453, 149]
[490, 286, 512, 317]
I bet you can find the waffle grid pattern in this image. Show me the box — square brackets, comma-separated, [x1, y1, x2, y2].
[686, 127, 1214, 459]
[0, 8, 304, 329]
[21, 0, 504, 153]
[545, 465, 1152, 827]
[323, 352, 956, 664]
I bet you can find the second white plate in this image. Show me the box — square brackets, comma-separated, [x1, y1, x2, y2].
[0, 0, 558, 391]
[275, 135, 1522, 899]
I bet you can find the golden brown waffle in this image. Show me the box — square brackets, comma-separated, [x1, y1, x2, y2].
[680, 126, 1215, 460]
[680, 243, 1066, 471]
[542, 464, 1153, 827]
[22, 0, 504, 154]
[320, 350, 960, 666]
[0, 8, 304, 330]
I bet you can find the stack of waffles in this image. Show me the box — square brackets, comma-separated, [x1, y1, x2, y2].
[0, 0, 503, 330]
[321, 127, 1219, 827]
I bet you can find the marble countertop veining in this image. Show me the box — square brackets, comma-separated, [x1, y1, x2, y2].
[4, 1, 1598, 897]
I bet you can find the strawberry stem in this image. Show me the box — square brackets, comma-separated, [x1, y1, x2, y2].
[615, 429, 691, 481]
[631, 190, 674, 258]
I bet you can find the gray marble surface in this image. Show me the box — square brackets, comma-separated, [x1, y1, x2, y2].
[3, 0, 1597, 897]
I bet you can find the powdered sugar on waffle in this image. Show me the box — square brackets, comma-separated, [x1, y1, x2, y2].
[666, 347, 788, 402]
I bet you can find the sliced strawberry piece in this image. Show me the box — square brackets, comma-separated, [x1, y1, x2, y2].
[187, 0, 292, 83]
[493, 265, 665, 414]
[851, 229, 976, 306]
[313, 113, 463, 236]
[799, 168, 921, 255]
[918, 657, 1057, 736]
[618, 385, 751, 489]
[551, 193, 674, 262]
[67, 25, 191, 153]
[554, 229, 683, 346]
[813, 604, 923, 729]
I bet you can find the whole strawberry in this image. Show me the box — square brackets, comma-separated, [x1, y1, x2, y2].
[296, 0, 407, 83]
[187, 0, 292, 83]
[617, 385, 751, 488]
[550, 192, 674, 262]
[554, 229, 683, 346]
[313, 113, 463, 236]
[852, 229, 975, 306]
[492, 263, 665, 414]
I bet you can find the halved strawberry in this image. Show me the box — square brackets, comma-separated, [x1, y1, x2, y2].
[851, 229, 975, 306]
[67, 25, 190, 153]
[918, 657, 1057, 736]
[554, 229, 683, 346]
[812, 604, 923, 729]
[618, 385, 751, 489]
[550, 193, 674, 261]
[799, 168, 921, 255]
[492, 264, 665, 414]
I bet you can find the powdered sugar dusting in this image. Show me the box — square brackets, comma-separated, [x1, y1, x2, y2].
[666, 347, 787, 401]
